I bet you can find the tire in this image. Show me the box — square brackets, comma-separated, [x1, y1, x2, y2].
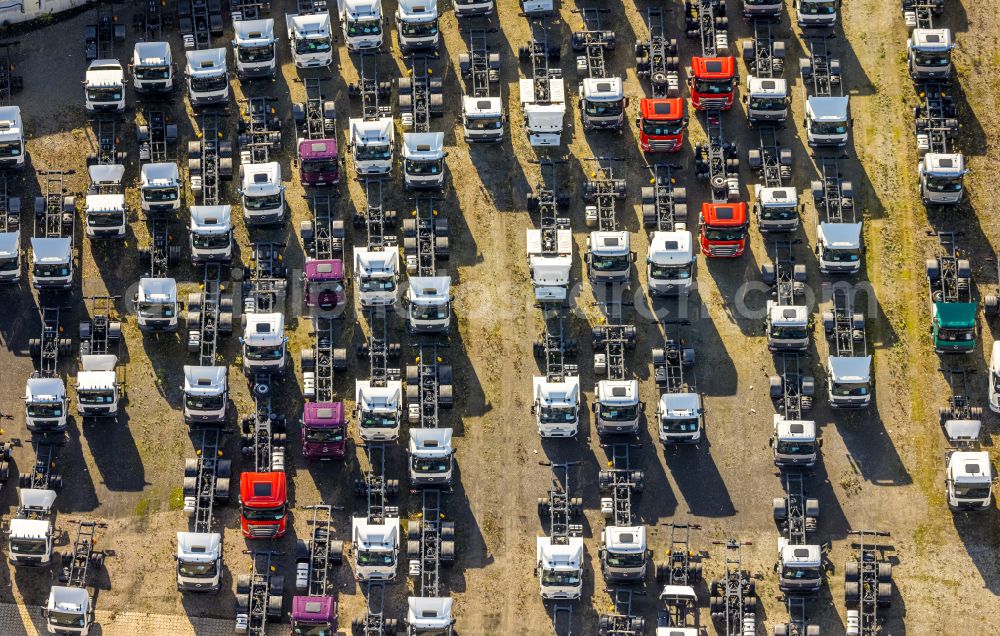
[877, 562, 893, 582]
[845, 581, 860, 604]
[845, 560, 859, 581]
[267, 594, 282, 618]
[236, 574, 251, 594]
[235, 593, 249, 613]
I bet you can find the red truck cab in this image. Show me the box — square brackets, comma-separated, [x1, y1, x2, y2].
[239, 472, 287, 539]
[700, 202, 748, 258]
[688, 57, 737, 111]
[637, 97, 687, 153]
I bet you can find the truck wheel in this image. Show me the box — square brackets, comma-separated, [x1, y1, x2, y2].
[383, 618, 398, 634]
[236, 574, 251, 594]
[845, 560, 859, 581]
[184, 458, 199, 477]
[407, 540, 421, 558]
[235, 593, 249, 613]
[266, 594, 282, 618]
[329, 541, 344, 565]
[845, 581, 860, 604]
[877, 562, 893, 582]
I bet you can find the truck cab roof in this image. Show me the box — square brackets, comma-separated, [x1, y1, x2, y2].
[658, 392, 702, 417]
[702, 202, 748, 226]
[407, 597, 453, 629]
[409, 276, 451, 305]
[31, 237, 71, 263]
[141, 162, 180, 185]
[648, 231, 693, 266]
[88, 164, 125, 189]
[828, 356, 871, 384]
[303, 402, 345, 426]
[581, 77, 624, 100]
[691, 56, 736, 79]
[184, 365, 227, 395]
[239, 471, 287, 506]
[86, 59, 124, 85]
[79, 354, 118, 389]
[290, 13, 332, 36]
[639, 97, 684, 121]
[305, 259, 345, 282]
[768, 303, 809, 326]
[354, 248, 399, 277]
[19, 488, 57, 514]
[0, 105, 22, 140]
[134, 41, 171, 66]
[756, 186, 797, 207]
[398, 0, 438, 20]
[603, 525, 646, 551]
[536, 535, 584, 567]
[779, 543, 822, 568]
[774, 417, 816, 442]
[933, 302, 977, 328]
[818, 222, 862, 249]
[922, 152, 965, 175]
[243, 313, 285, 346]
[186, 48, 228, 76]
[463, 96, 503, 116]
[299, 138, 338, 160]
[26, 377, 65, 400]
[402, 132, 445, 160]
[748, 76, 787, 97]
[138, 277, 177, 301]
[241, 162, 281, 193]
[190, 205, 232, 233]
[349, 118, 393, 144]
[342, 0, 382, 19]
[176, 531, 222, 560]
[910, 28, 953, 52]
[48, 586, 89, 613]
[596, 380, 639, 404]
[948, 451, 991, 483]
[9, 517, 49, 539]
[234, 18, 275, 44]
[356, 381, 402, 410]
[533, 377, 580, 406]
[85, 194, 125, 213]
[409, 428, 453, 458]
[807, 96, 849, 121]
[589, 231, 630, 256]
[0, 231, 19, 257]
[943, 419, 981, 444]
[352, 518, 399, 548]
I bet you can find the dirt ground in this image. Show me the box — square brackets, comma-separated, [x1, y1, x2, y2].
[0, 1, 997, 635]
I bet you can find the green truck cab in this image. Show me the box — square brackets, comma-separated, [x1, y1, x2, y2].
[932, 302, 977, 354]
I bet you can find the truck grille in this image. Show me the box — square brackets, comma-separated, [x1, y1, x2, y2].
[248, 524, 279, 538]
[648, 140, 678, 151]
[708, 244, 739, 257]
[700, 98, 728, 109]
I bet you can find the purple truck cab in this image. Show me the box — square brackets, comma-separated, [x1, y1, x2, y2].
[301, 402, 346, 459]
[298, 138, 340, 187]
[304, 260, 346, 312]
[291, 595, 336, 635]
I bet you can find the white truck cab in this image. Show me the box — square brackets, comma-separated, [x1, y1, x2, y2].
[190, 205, 233, 263]
[338, 0, 384, 51]
[0, 105, 24, 169]
[402, 132, 445, 189]
[352, 516, 399, 580]
[140, 163, 182, 213]
[656, 392, 703, 445]
[796, 0, 838, 29]
[355, 380, 402, 442]
[586, 231, 633, 284]
[754, 185, 800, 233]
[240, 162, 285, 226]
[183, 365, 228, 425]
[816, 222, 862, 274]
[25, 377, 68, 433]
[396, 0, 439, 52]
[771, 416, 819, 469]
[175, 531, 223, 592]
[241, 313, 287, 376]
[805, 96, 850, 147]
[766, 302, 810, 352]
[349, 118, 394, 175]
[520, 76, 565, 147]
[776, 542, 823, 594]
[233, 19, 277, 79]
[990, 341, 1000, 413]
[462, 95, 504, 143]
[8, 489, 57, 567]
[907, 28, 953, 80]
[600, 525, 647, 582]
[131, 41, 174, 94]
[84, 193, 125, 240]
[407, 597, 455, 635]
[647, 230, 693, 297]
[185, 48, 230, 107]
[354, 248, 399, 308]
[593, 380, 641, 436]
[526, 229, 572, 303]
[827, 356, 872, 409]
[919, 153, 965, 206]
[408, 428, 454, 487]
[746, 76, 789, 123]
[45, 585, 92, 635]
[286, 12, 334, 68]
[536, 536, 584, 600]
[533, 376, 580, 438]
[84, 60, 125, 114]
[579, 77, 626, 131]
[31, 237, 73, 291]
[520, 1, 555, 17]
[943, 420, 994, 512]
[76, 354, 120, 418]
[0, 230, 19, 284]
[406, 276, 451, 333]
[136, 277, 178, 332]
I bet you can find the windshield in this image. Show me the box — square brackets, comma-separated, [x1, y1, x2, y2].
[401, 20, 438, 38]
[244, 193, 282, 211]
[832, 382, 869, 397]
[0, 140, 22, 157]
[245, 344, 283, 360]
[539, 406, 576, 424]
[704, 227, 746, 242]
[10, 538, 47, 555]
[926, 175, 963, 192]
[405, 158, 443, 176]
[641, 119, 683, 136]
[190, 75, 228, 92]
[412, 303, 449, 321]
[193, 232, 230, 250]
[27, 402, 62, 417]
[412, 457, 450, 474]
[913, 51, 950, 67]
[186, 393, 224, 410]
[599, 403, 638, 422]
[953, 484, 991, 499]
[824, 247, 861, 262]
[590, 255, 630, 272]
[135, 65, 170, 80]
[303, 160, 339, 174]
[360, 411, 397, 430]
[293, 624, 334, 636]
[605, 551, 644, 567]
[0, 256, 17, 272]
[88, 210, 123, 227]
[760, 205, 797, 221]
[347, 19, 382, 38]
[33, 263, 70, 278]
[357, 549, 394, 566]
[649, 262, 692, 281]
[466, 115, 503, 130]
[178, 559, 218, 578]
[360, 276, 396, 293]
[47, 610, 85, 628]
[87, 86, 122, 103]
[541, 569, 581, 586]
[305, 426, 344, 443]
[143, 186, 178, 202]
[238, 44, 274, 63]
[770, 325, 808, 341]
[138, 301, 174, 318]
[937, 327, 974, 343]
[584, 99, 624, 117]
[242, 504, 285, 521]
[782, 565, 821, 579]
[811, 121, 847, 136]
[694, 78, 733, 95]
[661, 417, 699, 433]
[356, 144, 391, 161]
[800, 0, 836, 14]
[776, 440, 816, 456]
[78, 389, 114, 404]
[749, 96, 786, 111]
[296, 37, 332, 55]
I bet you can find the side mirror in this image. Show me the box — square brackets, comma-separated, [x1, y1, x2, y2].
[817, 438, 824, 448]
[741, 95, 748, 104]
[634, 116, 641, 126]
[768, 438, 774, 447]
[623, 97, 630, 108]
